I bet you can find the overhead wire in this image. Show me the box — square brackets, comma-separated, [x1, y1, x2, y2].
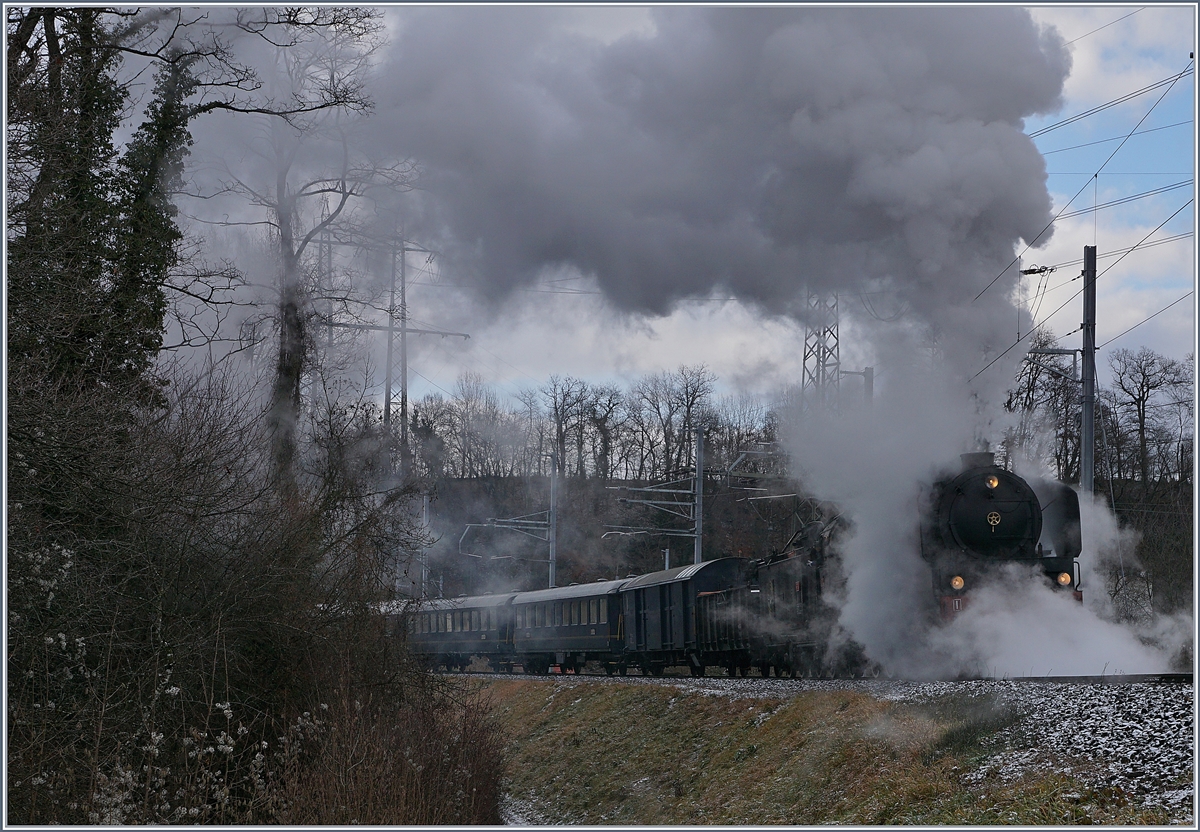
[1040, 120, 1192, 155]
[1097, 290, 1194, 348]
[1061, 7, 1144, 46]
[1055, 179, 1192, 220]
[1040, 232, 1193, 280]
[970, 196, 1194, 382]
[973, 59, 1194, 304]
[1027, 67, 1193, 139]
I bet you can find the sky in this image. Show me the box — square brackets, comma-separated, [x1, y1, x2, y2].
[345, 5, 1195, 406]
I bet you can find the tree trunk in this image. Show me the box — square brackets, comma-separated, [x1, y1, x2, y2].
[269, 186, 305, 493]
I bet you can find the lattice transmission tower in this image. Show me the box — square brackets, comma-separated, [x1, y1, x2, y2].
[801, 290, 840, 412]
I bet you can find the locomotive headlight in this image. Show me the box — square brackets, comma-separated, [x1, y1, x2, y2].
[1057, 572, 1073, 587]
[950, 575, 965, 591]
[984, 474, 999, 489]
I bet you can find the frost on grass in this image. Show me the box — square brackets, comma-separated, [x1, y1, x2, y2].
[523, 673, 1194, 823]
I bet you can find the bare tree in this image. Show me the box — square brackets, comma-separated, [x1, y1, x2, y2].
[541, 375, 591, 477]
[1109, 347, 1185, 485]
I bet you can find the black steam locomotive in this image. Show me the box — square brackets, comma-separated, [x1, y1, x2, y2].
[393, 452, 1082, 676]
[920, 452, 1082, 617]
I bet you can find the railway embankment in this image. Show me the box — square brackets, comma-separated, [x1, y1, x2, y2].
[483, 674, 1193, 825]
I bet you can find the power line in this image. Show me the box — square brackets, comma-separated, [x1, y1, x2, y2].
[407, 364, 457, 398]
[974, 61, 1190, 303]
[973, 60, 1194, 304]
[1056, 180, 1192, 220]
[1062, 7, 1144, 46]
[1041, 233, 1193, 277]
[1097, 290, 1194, 348]
[1048, 171, 1195, 175]
[1027, 66, 1193, 139]
[971, 197, 1194, 381]
[1040, 120, 1192, 155]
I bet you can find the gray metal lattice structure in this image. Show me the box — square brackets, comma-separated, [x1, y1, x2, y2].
[801, 290, 840, 412]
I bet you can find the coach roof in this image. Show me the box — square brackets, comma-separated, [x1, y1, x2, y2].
[621, 557, 745, 590]
[512, 578, 630, 604]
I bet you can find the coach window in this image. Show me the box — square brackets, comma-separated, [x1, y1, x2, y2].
[552, 602, 561, 626]
[487, 609, 494, 630]
[589, 599, 597, 624]
[599, 600, 608, 624]
[445, 612, 452, 632]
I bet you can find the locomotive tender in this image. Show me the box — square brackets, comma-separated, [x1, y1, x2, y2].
[396, 452, 1082, 676]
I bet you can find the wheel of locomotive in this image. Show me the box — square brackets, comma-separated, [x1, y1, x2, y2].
[651, 665, 664, 677]
[758, 662, 770, 678]
[689, 664, 705, 678]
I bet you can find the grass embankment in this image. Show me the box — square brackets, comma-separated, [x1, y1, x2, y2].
[485, 679, 1170, 825]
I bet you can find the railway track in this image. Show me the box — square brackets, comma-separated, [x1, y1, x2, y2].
[448, 668, 1194, 685]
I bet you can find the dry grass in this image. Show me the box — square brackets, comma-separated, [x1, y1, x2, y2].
[275, 687, 504, 824]
[487, 679, 1176, 825]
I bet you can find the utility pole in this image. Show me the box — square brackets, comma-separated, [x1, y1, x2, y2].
[693, 427, 704, 564]
[420, 492, 429, 597]
[1080, 245, 1097, 496]
[549, 452, 558, 588]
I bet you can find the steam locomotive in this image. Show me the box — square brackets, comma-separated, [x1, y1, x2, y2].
[920, 452, 1082, 617]
[392, 452, 1081, 676]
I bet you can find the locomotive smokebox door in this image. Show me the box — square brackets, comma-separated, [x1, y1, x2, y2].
[938, 462, 1042, 560]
